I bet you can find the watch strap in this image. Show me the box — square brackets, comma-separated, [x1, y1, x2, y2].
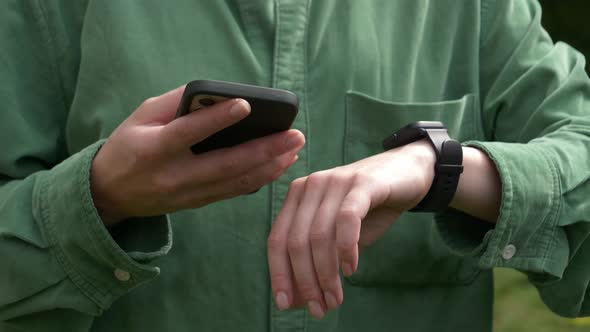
[382, 122, 463, 213]
[409, 139, 463, 212]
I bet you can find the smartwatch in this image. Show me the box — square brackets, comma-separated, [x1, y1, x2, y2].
[382, 121, 463, 212]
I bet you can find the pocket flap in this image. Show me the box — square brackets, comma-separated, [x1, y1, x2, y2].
[345, 92, 479, 162]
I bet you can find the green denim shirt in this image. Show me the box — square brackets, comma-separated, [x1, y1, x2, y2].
[1, 1, 589, 331]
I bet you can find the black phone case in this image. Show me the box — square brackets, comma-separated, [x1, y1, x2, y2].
[177, 80, 299, 154]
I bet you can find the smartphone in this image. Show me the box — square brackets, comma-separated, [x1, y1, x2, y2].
[176, 80, 299, 154]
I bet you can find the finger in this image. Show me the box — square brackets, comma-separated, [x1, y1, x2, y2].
[336, 186, 372, 277]
[358, 206, 400, 250]
[310, 174, 350, 310]
[132, 85, 186, 124]
[177, 152, 299, 209]
[287, 173, 330, 319]
[161, 98, 251, 151]
[183, 129, 304, 183]
[268, 178, 306, 311]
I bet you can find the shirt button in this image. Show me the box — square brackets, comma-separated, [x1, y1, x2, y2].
[502, 244, 517, 260]
[114, 268, 131, 282]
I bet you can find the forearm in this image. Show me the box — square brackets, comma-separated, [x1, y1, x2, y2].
[449, 147, 502, 223]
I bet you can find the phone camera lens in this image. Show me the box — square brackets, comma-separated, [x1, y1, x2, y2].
[199, 98, 215, 106]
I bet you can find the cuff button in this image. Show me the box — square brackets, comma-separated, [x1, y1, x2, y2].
[501, 244, 517, 260]
[114, 268, 131, 282]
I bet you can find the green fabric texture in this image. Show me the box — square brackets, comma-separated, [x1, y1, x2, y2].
[0, 0, 589, 331]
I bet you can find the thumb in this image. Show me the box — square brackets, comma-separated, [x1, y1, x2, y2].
[131, 85, 186, 125]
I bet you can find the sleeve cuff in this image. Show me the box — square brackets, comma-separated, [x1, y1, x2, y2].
[434, 141, 567, 279]
[33, 140, 173, 310]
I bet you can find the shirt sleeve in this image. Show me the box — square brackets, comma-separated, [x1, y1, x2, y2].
[0, 1, 172, 330]
[434, 0, 590, 318]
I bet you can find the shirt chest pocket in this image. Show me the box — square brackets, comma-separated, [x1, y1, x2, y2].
[343, 91, 483, 287]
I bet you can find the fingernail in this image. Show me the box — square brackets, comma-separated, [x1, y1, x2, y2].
[308, 301, 325, 319]
[324, 291, 338, 309]
[342, 263, 353, 276]
[275, 291, 289, 310]
[229, 99, 250, 118]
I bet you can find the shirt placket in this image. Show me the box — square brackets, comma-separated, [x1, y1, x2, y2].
[269, 0, 311, 331]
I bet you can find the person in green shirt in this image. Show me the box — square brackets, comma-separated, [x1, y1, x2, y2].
[1, 1, 589, 331]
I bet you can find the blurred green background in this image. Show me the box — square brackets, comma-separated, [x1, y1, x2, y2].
[493, 1, 590, 331]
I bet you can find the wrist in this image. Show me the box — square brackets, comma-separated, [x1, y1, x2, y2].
[90, 152, 127, 227]
[395, 139, 437, 204]
[382, 122, 464, 212]
[405, 138, 436, 188]
[449, 146, 501, 222]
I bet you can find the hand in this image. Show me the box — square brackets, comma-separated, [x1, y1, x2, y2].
[267, 140, 436, 319]
[91, 86, 305, 226]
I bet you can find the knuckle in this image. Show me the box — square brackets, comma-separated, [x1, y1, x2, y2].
[287, 177, 306, 194]
[336, 232, 358, 256]
[335, 214, 361, 247]
[235, 174, 252, 193]
[336, 241, 353, 254]
[152, 173, 179, 196]
[287, 236, 308, 254]
[270, 272, 291, 287]
[134, 145, 159, 163]
[337, 208, 358, 223]
[306, 171, 328, 187]
[168, 120, 193, 147]
[317, 274, 335, 288]
[267, 234, 285, 251]
[352, 171, 376, 187]
[309, 228, 330, 246]
[296, 282, 318, 300]
[220, 157, 239, 174]
[336, 242, 357, 260]
[140, 97, 157, 108]
[328, 170, 348, 185]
